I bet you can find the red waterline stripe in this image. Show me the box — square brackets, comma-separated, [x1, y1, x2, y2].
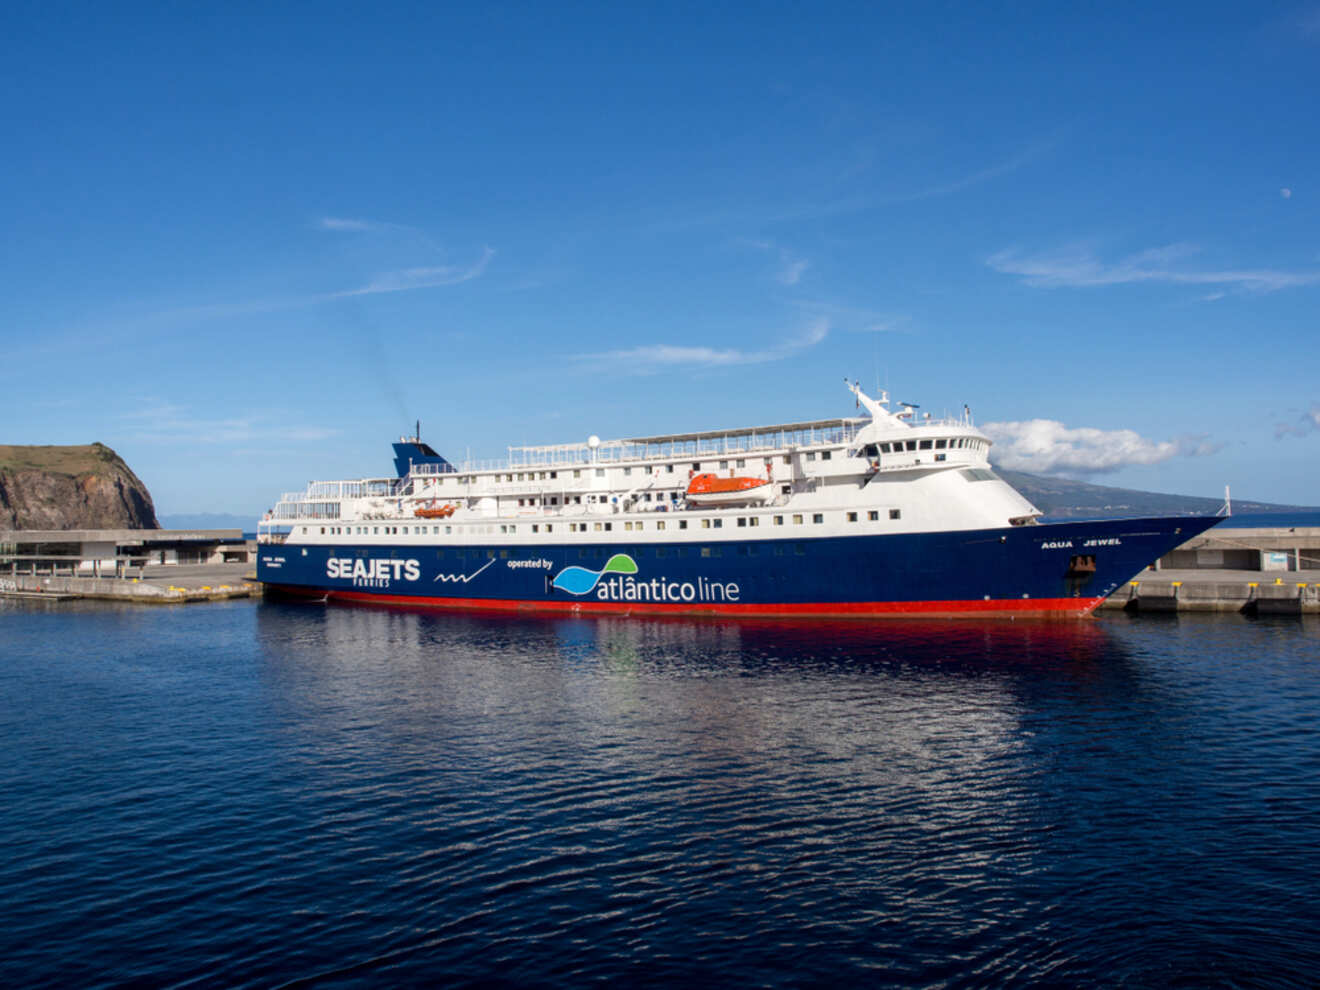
[267, 586, 1106, 620]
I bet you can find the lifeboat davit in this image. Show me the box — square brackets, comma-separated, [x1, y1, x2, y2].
[685, 473, 773, 506]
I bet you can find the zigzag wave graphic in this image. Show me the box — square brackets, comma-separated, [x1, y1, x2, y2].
[434, 559, 495, 583]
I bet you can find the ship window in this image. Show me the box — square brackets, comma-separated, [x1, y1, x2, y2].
[793, 514, 803, 525]
[782, 455, 791, 464]
[545, 524, 553, 532]
[781, 485, 791, 495]
[320, 527, 325, 534]
[679, 520, 688, 530]
[656, 520, 665, 531]
[573, 470, 581, 479]
[720, 460, 728, 469]
[373, 527, 379, 534]
[813, 513, 824, 524]
[822, 450, 832, 460]
[774, 515, 784, 525]
[692, 463, 701, 471]
[623, 467, 632, 476]
[869, 511, 879, 521]
[806, 452, 816, 461]
[595, 468, 605, 477]
[935, 439, 947, 449]
[847, 512, 858, 522]
[737, 517, 747, 527]
[736, 459, 745, 468]
[714, 519, 723, 528]
[593, 523, 602, 531]
[919, 440, 932, 450]
[445, 526, 452, 534]
[935, 454, 946, 462]
[702, 519, 711, 529]
[666, 464, 674, 473]
[532, 524, 539, 533]
[604, 522, 612, 531]
[905, 441, 917, 451]
[749, 517, 759, 527]
[551, 471, 558, 479]
[890, 509, 901, 519]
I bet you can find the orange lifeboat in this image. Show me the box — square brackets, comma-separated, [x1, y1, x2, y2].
[685, 473, 772, 506]
[414, 503, 457, 519]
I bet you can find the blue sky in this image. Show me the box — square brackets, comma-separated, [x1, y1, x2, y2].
[4, 2, 1319, 517]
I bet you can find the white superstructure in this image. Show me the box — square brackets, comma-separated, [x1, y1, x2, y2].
[257, 382, 1041, 549]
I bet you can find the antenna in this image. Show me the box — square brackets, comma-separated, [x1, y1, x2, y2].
[416, 419, 421, 442]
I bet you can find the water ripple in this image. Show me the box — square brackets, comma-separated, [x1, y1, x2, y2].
[1, 602, 1318, 986]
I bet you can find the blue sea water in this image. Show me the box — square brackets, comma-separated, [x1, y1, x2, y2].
[2, 600, 1318, 988]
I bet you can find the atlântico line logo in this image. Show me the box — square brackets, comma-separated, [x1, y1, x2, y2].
[551, 554, 637, 595]
[550, 553, 742, 604]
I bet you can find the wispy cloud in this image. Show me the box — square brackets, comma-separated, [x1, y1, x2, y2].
[650, 140, 1055, 233]
[332, 246, 495, 297]
[1275, 403, 1320, 439]
[118, 401, 341, 445]
[983, 418, 1223, 476]
[577, 318, 830, 372]
[987, 243, 1320, 293]
[739, 238, 811, 286]
[319, 216, 381, 232]
[791, 298, 908, 334]
[777, 250, 810, 286]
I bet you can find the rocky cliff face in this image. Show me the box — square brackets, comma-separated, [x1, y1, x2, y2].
[0, 443, 159, 530]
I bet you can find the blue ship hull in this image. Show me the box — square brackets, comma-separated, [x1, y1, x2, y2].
[258, 516, 1220, 618]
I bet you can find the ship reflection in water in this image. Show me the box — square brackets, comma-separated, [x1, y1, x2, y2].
[238, 603, 1315, 985]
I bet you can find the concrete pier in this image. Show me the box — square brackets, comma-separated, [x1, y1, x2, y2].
[1, 562, 260, 604]
[1100, 569, 1318, 614]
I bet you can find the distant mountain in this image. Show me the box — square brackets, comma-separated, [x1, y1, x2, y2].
[997, 469, 1314, 518]
[159, 512, 257, 531]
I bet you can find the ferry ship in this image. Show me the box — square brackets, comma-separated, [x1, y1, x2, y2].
[256, 382, 1220, 618]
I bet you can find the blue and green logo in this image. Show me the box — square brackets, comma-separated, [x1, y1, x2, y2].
[552, 554, 638, 595]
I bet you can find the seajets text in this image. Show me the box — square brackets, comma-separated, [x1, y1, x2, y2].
[327, 557, 421, 588]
